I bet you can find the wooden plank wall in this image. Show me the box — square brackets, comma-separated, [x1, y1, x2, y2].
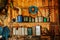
[3, 0, 58, 27]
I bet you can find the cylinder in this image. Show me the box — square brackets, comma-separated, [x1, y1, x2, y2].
[18, 27, 22, 35]
[35, 17, 39, 22]
[23, 16, 29, 22]
[13, 28, 16, 35]
[25, 28, 28, 35]
[21, 27, 25, 36]
[27, 27, 32, 35]
[36, 25, 41, 36]
[32, 26, 36, 36]
[29, 17, 32, 22]
[47, 17, 50, 22]
[38, 16, 43, 22]
[43, 17, 47, 22]
[15, 30, 18, 35]
[17, 15, 23, 22]
[32, 18, 35, 22]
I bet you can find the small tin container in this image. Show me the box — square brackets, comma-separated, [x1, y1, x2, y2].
[29, 17, 32, 22]
[13, 28, 16, 35]
[27, 27, 32, 35]
[25, 27, 28, 35]
[43, 17, 47, 22]
[15, 30, 18, 35]
[32, 18, 35, 22]
[36, 25, 41, 36]
[21, 27, 25, 36]
[38, 16, 43, 22]
[18, 27, 22, 35]
[23, 16, 29, 22]
[35, 16, 39, 22]
[17, 15, 23, 22]
[47, 17, 50, 22]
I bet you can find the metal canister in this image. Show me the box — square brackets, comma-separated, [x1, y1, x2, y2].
[47, 17, 50, 22]
[18, 27, 22, 35]
[25, 27, 28, 35]
[29, 17, 32, 22]
[38, 16, 43, 22]
[36, 25, 41, 36]
[23, 16, 29, 22]
[32, 26, 36, 36]
[43, 17, 47, 22]
[13, 28, 16, 35]
[21, 27, 25, 36]
[15, 30, 18, 35]
[35, 16, 39, 22]
[27, 27, 32, 35]
[17, 15, 23, 22]
[32, 18, 35, 22]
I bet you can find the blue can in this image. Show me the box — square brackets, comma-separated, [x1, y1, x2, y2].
[17, 15, 23, 22]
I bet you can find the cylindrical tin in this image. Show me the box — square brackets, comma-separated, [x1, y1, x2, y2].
[27, 27, 32, 35]
[15, 30, 18, 35]
[47, 17, 50, 22]
[13, 28, 16, 35]
[32, 18, 35, 22]
[17, 15, 23, 22]
[32, 26, 36, 36]
[43, 17, 47, 22]
[29, 17, 32, 22]
[38, 16, 43, 22]
[23, 16, 29, 22]
[25, 28, 28, 35]
[35, 17, 39, 22]
[18, 27, 22, 35]
[36, 25, 41, 36]
[21, 27, 25, 36]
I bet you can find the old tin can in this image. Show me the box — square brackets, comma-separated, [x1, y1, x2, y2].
[35, 16, 39, 22]
[36, 25, 41, 36]
[23, 16, 29, 22]
[47, 17, 50, 22]
[32, 18, 35, 22]
[43, 17, 47, 22]
[17, 15, 23, 22]
[38, 16, 43, 22]
[29, 17, 32, 22]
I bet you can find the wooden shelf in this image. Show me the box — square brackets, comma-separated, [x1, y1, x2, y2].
[11, 22, 50, 28]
